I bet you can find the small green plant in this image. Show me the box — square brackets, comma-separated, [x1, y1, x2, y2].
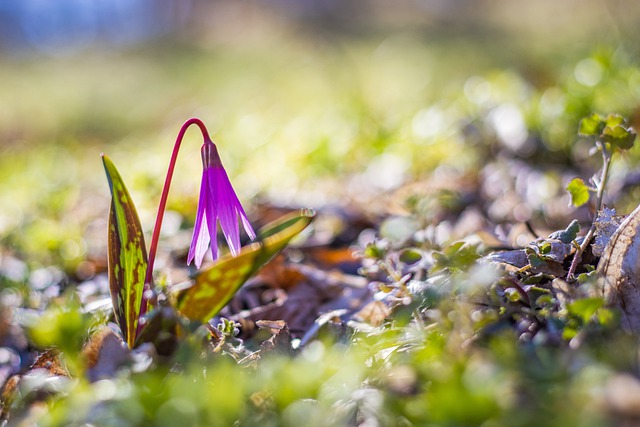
[481, 113, 635, 350]
[103, 118, 314, 348]
[566, 113, 636, 279]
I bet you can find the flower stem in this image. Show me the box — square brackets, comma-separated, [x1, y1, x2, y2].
[567, 141, 611, 280]
[144, 118, 211, 288]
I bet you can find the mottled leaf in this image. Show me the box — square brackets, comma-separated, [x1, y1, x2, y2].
[102, 154, 149, 348]
[176, 209, 315, 323]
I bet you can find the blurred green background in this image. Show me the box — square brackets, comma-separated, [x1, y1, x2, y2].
[3, 0, 640, 278]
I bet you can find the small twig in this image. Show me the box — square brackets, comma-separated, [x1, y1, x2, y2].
[413, 308, 426, 329]
[594, 142, 612, 213]
[525, 221, 541, 239]
[567, 142, 611, 281]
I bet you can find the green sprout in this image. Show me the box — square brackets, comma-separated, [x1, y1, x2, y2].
[566, 113, 636, 280]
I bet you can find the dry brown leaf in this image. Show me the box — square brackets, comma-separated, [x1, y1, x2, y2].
[486, 250, 528, 268]
[229, 265, 369, 339]
[354, 301, 391, 327]
[302, 246, 360, 273]
[255, 255, 307, 290]
[257, 320, 294, 357]
[255, 319, 288, 333]
[0, 349, 68, 422]
[30, 350, 68, 377]
[598, 203, 640, 333]
[594, 207, 623, 257]
[0, 374, 19, 421]
[82, 327, 130, 382]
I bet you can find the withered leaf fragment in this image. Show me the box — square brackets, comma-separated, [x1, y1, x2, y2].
[593, 207, 623, 257]
[598, 203, 640, 333]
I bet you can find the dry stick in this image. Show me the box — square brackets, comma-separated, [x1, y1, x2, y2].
[567, 141, 611, 280]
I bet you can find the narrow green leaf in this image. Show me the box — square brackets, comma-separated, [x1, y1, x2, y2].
[102, 154, 149, 348]
[176, 209, 314, 323]
[566, 178, 590, 207]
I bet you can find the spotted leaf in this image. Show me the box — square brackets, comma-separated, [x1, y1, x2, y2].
[176, 209, 314, 322]
[102, 154, 150, 348]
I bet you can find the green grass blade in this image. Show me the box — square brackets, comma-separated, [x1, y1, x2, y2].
[176, 209, 315, 322]
[102, 154, 149, 348]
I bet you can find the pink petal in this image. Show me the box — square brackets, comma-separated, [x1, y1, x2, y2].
[237, 201, 256, 240]
[210, 167, 241, 256]
[220, 174, 256, 241]
[187, 174, 211, 268]
[189, 140, 256, 266]
[204, 169, 220, 260]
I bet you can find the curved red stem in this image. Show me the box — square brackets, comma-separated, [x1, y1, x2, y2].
[144, 118, 210, 289]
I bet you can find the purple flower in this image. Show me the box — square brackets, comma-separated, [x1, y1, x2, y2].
[188, 139, 256, 268]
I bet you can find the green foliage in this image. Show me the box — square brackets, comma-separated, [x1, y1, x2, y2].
[566, 178, 590, 207]
[102, 145, 313, 347]
[7, 27, 640, 427]
[102, 154, 150, 348]
[579, 113, 637, 151]
[578, 113, 608, 137]
[432, 242, 480, 273]
[176, 210, 314, 323]
[567, 297, 605, 323]
[29, 303, 90, 354]
[26, 295, 97, 374]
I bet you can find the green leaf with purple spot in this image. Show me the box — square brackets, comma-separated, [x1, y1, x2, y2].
[176, 209, 314, 322]
[102, 154, 150, 348]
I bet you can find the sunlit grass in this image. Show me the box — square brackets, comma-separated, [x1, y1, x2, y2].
[2, 11, 640, 285]
[5, 8, 640, 425]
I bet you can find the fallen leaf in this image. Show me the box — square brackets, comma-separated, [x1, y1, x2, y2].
[0, 374, 19, 421]
[598, 203, 640, 333]
[548, 219, 580, 244]
[486, 250, 528, 268]
[82, 326, 131, 382]
[257, 320, 294, 357]
[354, 301, 390, 327]
[30, 350, 68, 377]
[256, 255, 307, 290]
[593, 207, 623, 257]
[0, 350, 68, 422]
[303, 246, 361, 274]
